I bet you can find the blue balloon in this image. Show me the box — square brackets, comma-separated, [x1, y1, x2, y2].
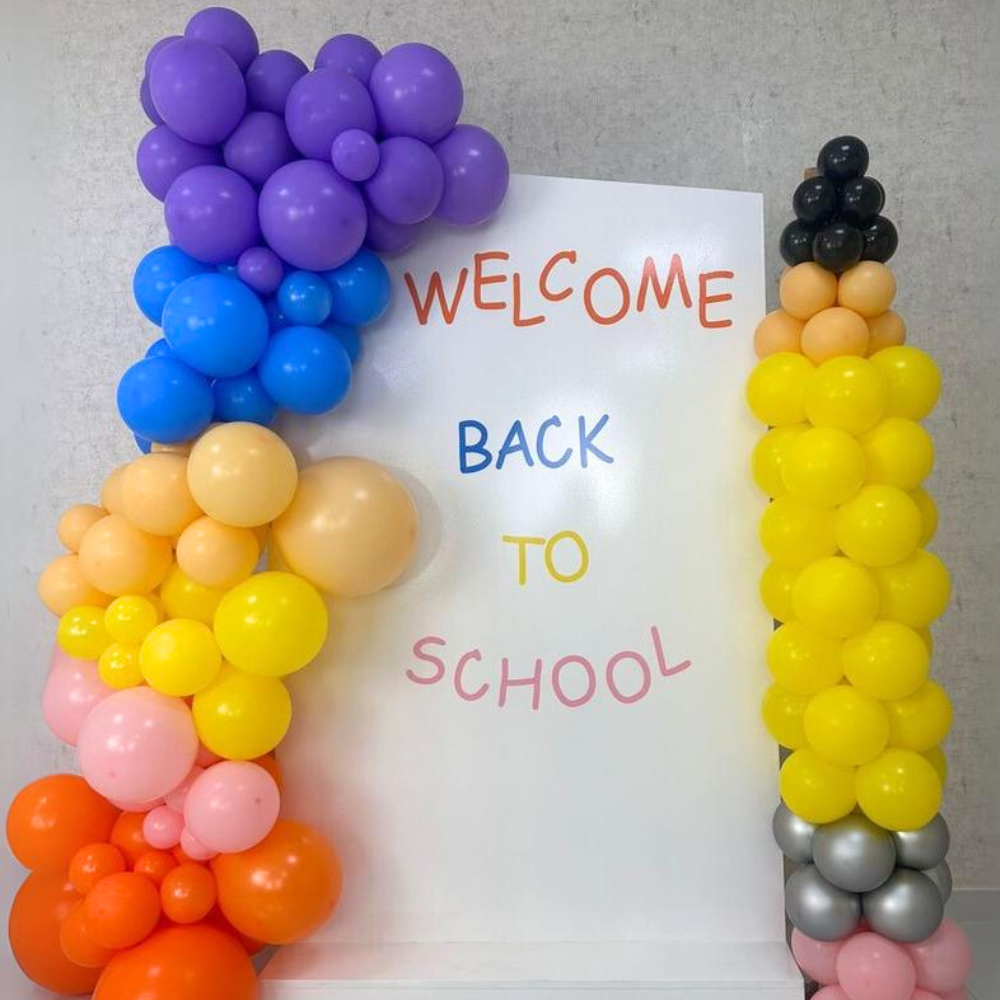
[217, 262, 240, 277]
[162, 273, 269, 378]
[325, 248, 390, 327]
[117, 355, 214, 443]
[278, 270, 333, 326]
[134, 433, 152, 453]
[258, 325, 352, 415]
[264, 296, 290, 331]
[145, 337, 174, 359]
[133, 245, 209, 324]
[213, 371, 279, 426]
[323, 322, 361, 365]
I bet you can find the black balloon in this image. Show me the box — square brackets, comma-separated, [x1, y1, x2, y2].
[861, 215, 898, 262]
[838, 177, 885, 226]
[793, 177, 838, 226]
[818, 136, 870, 184]
[813, 223, 864, 273]
[780, 220, 815, 266]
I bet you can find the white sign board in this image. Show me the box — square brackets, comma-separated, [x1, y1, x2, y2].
[269, 175, 801, 999]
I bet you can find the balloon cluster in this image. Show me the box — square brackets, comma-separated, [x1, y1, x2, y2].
[779, 136, 898, 273]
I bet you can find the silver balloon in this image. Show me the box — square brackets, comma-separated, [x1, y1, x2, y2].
[892, 814, 950, 870]
[785, 864, 862, 941]
[862, 868, 944, 943]
[773, 802, 816, 864]
[923, 860, 953, 904]
[813, 814, 897, 893]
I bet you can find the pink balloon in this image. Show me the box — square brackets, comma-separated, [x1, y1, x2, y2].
[941, 989, 969, 1000]
[183, 760, 280, 853]
[77, 687, 198, 803]
[910, 991, 945, 1000]
[836, 932, 917, 1000]
[109, 796, 162, 813]
[144, 805, 185, 849]
[906, 919, 973, 994]
[42, 647, 113, 745]
[814, 988, 850, 1000]
[792, 928, 843, 985]
[164, 765, 204, 813]
[180, 826, 218, 861]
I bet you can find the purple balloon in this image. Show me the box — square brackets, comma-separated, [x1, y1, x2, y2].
[315, 33, 381, 84]
[238, 246, 284, 294]
[137, 125, 223, 201]
[140, 76, 163, 125]
[434, 124, 509, 225]
[245, 49, 308, 114]
[284, 67, 376, 160]
[331, 128, 379, 182]
[365, 137, 444, 225]
[164, 164, 260, 263]
[259, 159, 367, 271]
[365, 203, 421, 255]
[369, 43, 463, 144]
[223, 111, 298, 187]
[145, 35, 181, 77]
[149, 38, 246, 145]
[184, 6, 259, 72]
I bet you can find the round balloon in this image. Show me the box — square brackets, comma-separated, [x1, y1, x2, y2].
[315, 33, 381, 82]
[812, 813, 897, 893]
[325, 248, 390, 327]
[862, 868, 944, 943]
[772, 802, 816, 864]
[184, 760, 280, 853]
[892, 814, 950, 870]
[784, 864, 861, 941]
[246, 48, 307, 113]
[136, 125, 223, 202]
[285, 67, 376, 160]
[257, 324, 353, 414]
[184, 6, 259, 71]
[117, 355, 214, 444]
[434, 124, 510, 226]
[42, 648, 113, 746]
[133, 245, 210, 323]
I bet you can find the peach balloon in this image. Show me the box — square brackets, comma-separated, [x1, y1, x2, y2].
[100, 465, 129, 515]
[801, 306, 871, 364]
[152, 441, 192, 456]
[273, 457, 419, 597]
[838, 261, 896, 317]
[754, 309, 804, 358]
[77, 514, 173, 596]
[176, 517, 260, 589]
[121, 453, 202, 537]
[38, 554, 111, 616]
[867, 310, 907, 354]
[186, 423, 298, 528]
[57, 505, 106, 552]
[779, 263, 838, 320]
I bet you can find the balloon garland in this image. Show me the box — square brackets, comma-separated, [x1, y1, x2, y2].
[750, 137, 973, 1000]
[7, 8, 508, 999]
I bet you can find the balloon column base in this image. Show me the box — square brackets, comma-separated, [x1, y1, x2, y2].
[260, 940, 805, 999]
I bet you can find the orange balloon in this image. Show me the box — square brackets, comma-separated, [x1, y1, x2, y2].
[176, 515, 260, 589]
[110, 811, 152, 867]
[70, 842, 127, 895]
[252, 753, 284, 793]
[160, 863, 217, 924]
[84, 871, 161, 950]
[204, 905, 267, 956]
[38, 553, 112, 616]
[779, 262, 838, 320]
[121, 453, 203, 537]
[801, 306, 870, 363]
[212, 820, 343, 944]
[78, 514, 174, 596]
[9, 871, 101, 994]
[838, 261, 896, 317]
[101, 465, 129, 516]
[58, 504, 107, 552]
[754, 309, 804, 358]
[134, 850, 179, 887]
[866, 310, 907, 354]
[59, 900, 116, 968]
[172, 844, 208, 867]
[6, 774, 119, 873]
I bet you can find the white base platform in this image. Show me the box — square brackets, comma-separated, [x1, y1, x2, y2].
[260, 941, 805, 999]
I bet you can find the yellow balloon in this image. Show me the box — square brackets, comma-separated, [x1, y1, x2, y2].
[38, 554, 111, 617]
[860, 418, 934, 490]
[141, 619, 222, 696]
[856, 748, 942, 831]
[873, 549, 951, 629]
[803, 356, 888, 434]
[780, 748, 857, 824]
[761, 684, 809, 749]
[781, 427, 866, 507]
[917, 627, 934, 657]
[192, 664, 292, 759]
[104, 595, 161, 645]
[213, 571, 328, 677]
[751, 425, 807, 497]
[98, 642, 143, 689]
[842, 621, 930, 700]
[759, 496, 837, 568]
[923, 745, 948, 786]
[910, 488, 938, 546]
[834, 485, 922, 567]
[759, 563, 800, 623]
[767, 622, 843, 695]
[745, 352, 815, 427]
[804, 685, 890, 766]
[158, 563, 226, 625]
[57, 605, 112, 660]
[57, 503, 106, 552]
[176, 516, 260, 590]
[121, 452, 202, 537]
[792, 556, 881, 639]
[869, 346, 941, 420]
[885, 680, 953, 752]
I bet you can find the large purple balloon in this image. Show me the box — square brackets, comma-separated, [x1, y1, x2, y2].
[164, 164, 260, 263]
[314, 34, 381, 84]
[434, 124, 509, 225]
[137, 125, 223, 201]
[245, 49, 308, 114]
[184, 6, 259, 72]
[139, 76, 163, 125]
[149, 38, 246, 145]
[284, 67, 376, 160]
[365, 203, 422, 255]
[365, 137, 444, 225]
[368, 43, 463, 144]
[223, 111, 298, 187]
[145, 35, 181, 77]
[259, 159, 367, 271]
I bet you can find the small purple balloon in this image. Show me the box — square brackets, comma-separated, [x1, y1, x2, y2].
[137, 125, 223, 201]
[365, 137, 444, 225]
[434, 124, 509, 225]
[284, 67, 376, 160]
[164, 164, 260, 264]
[145, 35, 181, 77]
[140, 76, 163, 125]
[259, 159, 367, 271]
[238, 246, 284, 295]
[245, 49, 308, 114]
[331, 129, 379, 182]
[223, 110, 298, 187]
[314, 34, 382, 84]
[149, 37, 246, 145]
[184, 6, 259, 72]
[365, 203, 422, 255]
[368, 43, 463, 144]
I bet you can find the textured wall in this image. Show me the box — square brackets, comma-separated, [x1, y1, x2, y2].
[1, 0, 997, 909]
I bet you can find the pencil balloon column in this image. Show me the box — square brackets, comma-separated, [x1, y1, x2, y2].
[7, 8, 508, 999]
[750, 136, 972, 1000]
